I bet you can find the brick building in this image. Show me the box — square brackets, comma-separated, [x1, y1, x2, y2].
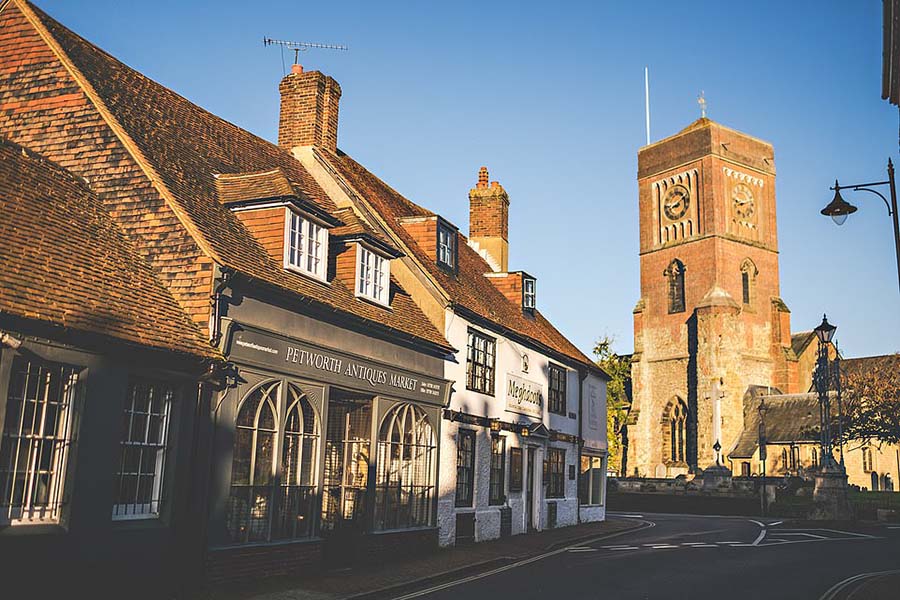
[0, 0, 609, 588]
[627, 117, 805, 478]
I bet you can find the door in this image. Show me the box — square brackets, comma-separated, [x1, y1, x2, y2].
[526, 447, 536, 532]
[321, 393, 372, 564]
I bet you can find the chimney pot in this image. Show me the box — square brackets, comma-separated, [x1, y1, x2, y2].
[291, 63, 304, 74]
[477, 166, 489, 189]
[490, 181, 499, 189]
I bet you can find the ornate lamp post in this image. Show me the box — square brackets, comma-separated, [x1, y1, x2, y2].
[758, 396, 769, 517]
[821, 159, 900, 294]
[810, 315, 852, 520]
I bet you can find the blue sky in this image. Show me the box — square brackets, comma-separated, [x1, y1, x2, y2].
[37, 0, 899, 359]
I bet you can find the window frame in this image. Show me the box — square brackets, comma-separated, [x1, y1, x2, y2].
[0, 356, 80, 526]
[665, 259, 686, 314]
[489, 434, 505, 505]
[522, 277, 536, 312]
[546, 447, 565, 499]
[455, 429, 476, 508]
[111, 378, 175, 520]
[466, 328, 496, 396]
[436, 220, 458, 272]
[548, 364, 567, 416]
[355, 243, 391, 306]
[284, 209, 329, 281]
[578, 455, 605, 506]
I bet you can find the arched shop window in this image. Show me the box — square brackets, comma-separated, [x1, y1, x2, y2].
[226, 381, 319, 543]
[374, 404, 436, 530]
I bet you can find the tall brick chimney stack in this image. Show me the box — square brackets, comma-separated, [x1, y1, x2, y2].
[469, 167, 509, 272]
[278, 64, 342, 152]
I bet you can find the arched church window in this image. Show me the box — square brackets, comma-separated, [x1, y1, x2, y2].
[740, 258, 758, 306]
[663, 398, 688, 464]
[781, 448, 788, 471]
[374, 404, 436, 531]
[664, 259, 686, 314]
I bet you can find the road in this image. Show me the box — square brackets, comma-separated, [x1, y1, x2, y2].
[387, 513, 900, 600]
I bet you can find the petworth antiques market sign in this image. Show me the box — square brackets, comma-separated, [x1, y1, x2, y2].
[227, 325, 452, 406]
[505, 373, 544, 418]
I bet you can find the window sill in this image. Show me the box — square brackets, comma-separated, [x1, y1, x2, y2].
[284, 263, 330, 286]
[354, 291, 392, 310]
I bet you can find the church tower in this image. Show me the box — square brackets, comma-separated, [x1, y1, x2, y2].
[627, 117, 799, 478]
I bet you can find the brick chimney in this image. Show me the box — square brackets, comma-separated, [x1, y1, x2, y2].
[278, 64, 342, 152]
[468, 167, 509, 272]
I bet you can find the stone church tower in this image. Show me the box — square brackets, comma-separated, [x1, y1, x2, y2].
[627, 117, 800, 478]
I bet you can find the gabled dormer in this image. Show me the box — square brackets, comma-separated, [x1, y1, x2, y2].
[216, 168, 342, 283]
[331, 208, 403, 307]
[484, 271, 537, 316]
[398, 215, 459, 275]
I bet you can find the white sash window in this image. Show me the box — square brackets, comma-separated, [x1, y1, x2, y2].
[285, 211, 328, 280]
[356, 245, 390, 305]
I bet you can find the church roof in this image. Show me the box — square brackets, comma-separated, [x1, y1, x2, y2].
[791, 330, 816, 358]
[730, 391, 820, 459]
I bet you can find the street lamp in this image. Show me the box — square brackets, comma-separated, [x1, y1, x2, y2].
[758, 396, 769, 517]
[813, 314, 838, 471]
[821, 158, 900, 294]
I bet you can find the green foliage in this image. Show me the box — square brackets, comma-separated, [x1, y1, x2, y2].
[594, 336, 631, 474]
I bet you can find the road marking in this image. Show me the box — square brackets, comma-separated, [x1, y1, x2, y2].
[686, 544, 718, 548]
[389, 519, 656, 600]
[607, 546, 639, 551]
[752, 529, 767, 546]
[887, 526, 900, 529]
[716, 541, 742, 544]
[777, 532, 827, 540]
[768, 520, 783, 527]
[819, 569, 900, 600]
[645, 544, 679, 549]
[614, 513, 644, 518]
[682, 542, 711, 546]
[749, 519, 765, 528]
[566, 548, 598, 553]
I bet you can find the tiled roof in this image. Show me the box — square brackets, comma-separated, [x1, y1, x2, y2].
[841, 353, 900, 377]
[330, 207, 399, 254]
[214, 168, 296, 205]
[730, 388, 819, 458]
[23, 2, 451, 353]
[322, 150, 600, 371]
[0, 137, 216, 359]
[791, 330, 815, 358]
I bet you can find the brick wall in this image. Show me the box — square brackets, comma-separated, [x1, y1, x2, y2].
[468, 169, 509, 272]
[0, 3, 213, 326]
[332, 240, 358, 290]
[206, 540, 323, 585]
[234, 207, 286, 263]
[278, 67, 341, 152]
[399, 217, 438, 262]
[486, 272, 523, 307]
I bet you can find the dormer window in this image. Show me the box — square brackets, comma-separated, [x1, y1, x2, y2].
[437, 221, 457, 271]
[523, 277, 536, 312]
[356, 244, 390, 305]
[285, 210, 328, 281]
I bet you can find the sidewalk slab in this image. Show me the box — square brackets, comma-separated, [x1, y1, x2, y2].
[209, 518, 640, 600]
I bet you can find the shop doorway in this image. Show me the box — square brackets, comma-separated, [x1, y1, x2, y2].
[321, 390, 372, 564]
[526, 447, 536, 532]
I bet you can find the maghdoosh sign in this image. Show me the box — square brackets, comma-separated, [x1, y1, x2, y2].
[505, 373, 544, 418]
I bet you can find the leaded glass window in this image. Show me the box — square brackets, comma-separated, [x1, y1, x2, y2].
[466, 329, 495, 396]
[455, 429, 475, 507]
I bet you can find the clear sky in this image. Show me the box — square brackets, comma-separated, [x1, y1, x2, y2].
[36, 0, 900, 359]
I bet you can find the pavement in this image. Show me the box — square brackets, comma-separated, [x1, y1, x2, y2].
[210, 518, 641, 600]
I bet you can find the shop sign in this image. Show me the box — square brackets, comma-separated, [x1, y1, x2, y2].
[227, 325, 451, 405]
[505, 373, 544, 418]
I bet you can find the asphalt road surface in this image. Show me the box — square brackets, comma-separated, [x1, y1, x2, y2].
[388, 513, 900, 600]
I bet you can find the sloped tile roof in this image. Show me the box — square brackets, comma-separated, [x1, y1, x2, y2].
[214, 168, 296, 205]
[323, 150, 600, 371]
[730, 389, 819, 458]
[0, 137, 216, 359]
[23, 1, 451, 353]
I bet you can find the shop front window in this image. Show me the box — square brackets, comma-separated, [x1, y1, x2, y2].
[374, 403, 435, 530]
[226, 381, 318, 544]
[321, 391, 372, 532]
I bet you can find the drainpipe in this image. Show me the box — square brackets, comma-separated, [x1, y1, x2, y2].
[209, 266, 236, 347]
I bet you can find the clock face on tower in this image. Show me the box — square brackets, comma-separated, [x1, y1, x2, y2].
[732, 183, 755, 220]
[663, 185, 690, 220]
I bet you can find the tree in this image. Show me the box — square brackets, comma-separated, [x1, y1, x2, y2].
[593, 336, 631, 475]
[838, 354, 900, 446]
